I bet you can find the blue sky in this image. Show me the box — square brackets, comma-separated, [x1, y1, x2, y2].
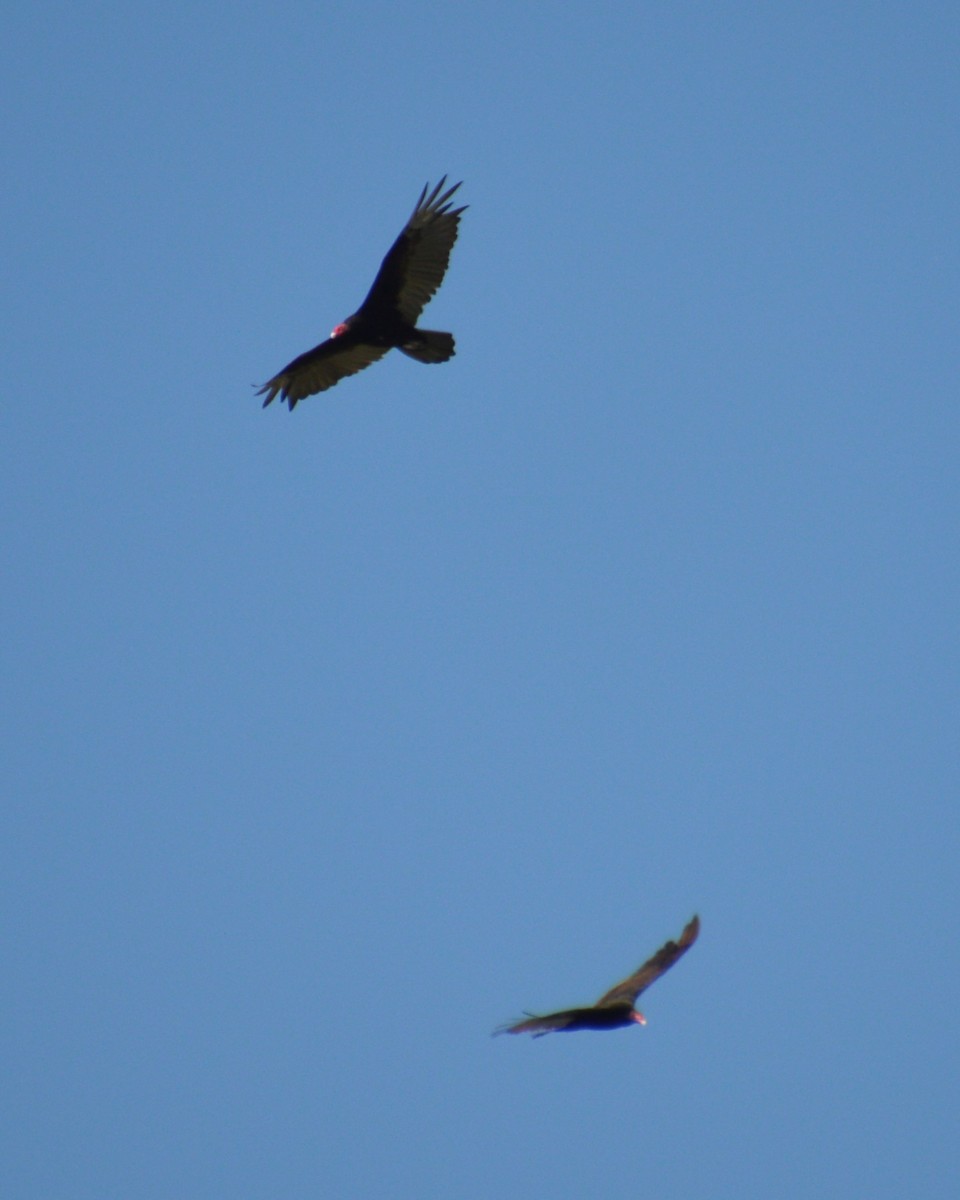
[3, 3, 958, 1196]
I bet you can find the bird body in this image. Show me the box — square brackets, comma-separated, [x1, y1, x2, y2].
[496, 915, 700, 1038]
[258, 178, 466, 410]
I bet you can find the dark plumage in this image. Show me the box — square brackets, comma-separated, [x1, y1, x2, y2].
[258, 178, 466, 410]
[495, 915, 700, 1038]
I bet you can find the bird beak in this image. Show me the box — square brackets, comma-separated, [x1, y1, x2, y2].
[631, 1011, 647, 1026]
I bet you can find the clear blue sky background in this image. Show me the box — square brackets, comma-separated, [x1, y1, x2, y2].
[3, 3, 958, 1197]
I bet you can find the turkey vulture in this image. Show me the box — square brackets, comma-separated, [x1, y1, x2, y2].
[495, 915, 699, 1037]
[257, 178, 466, 410]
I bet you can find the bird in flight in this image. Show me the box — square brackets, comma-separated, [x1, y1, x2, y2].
[495, 915, 700, 1037]
[257, 178, 467, 410]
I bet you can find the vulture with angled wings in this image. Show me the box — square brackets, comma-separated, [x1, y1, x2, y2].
[258, 178, 466, 410]
[496, 915, 700, 1037]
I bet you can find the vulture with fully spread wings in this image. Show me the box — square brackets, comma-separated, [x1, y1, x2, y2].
[495, 915, 700, 1037]
[257, 178, 466, 410]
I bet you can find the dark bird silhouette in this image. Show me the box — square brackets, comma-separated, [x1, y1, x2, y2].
[258, 178, 466, 410]
[495, 915, 699, 1037]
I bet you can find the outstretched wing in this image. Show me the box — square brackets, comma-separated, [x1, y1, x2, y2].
[358, 178, 466, 325]
[257, 338, 389, 410]
[493, 1009, 583, 1038]
[595, 915, 700, 1008]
